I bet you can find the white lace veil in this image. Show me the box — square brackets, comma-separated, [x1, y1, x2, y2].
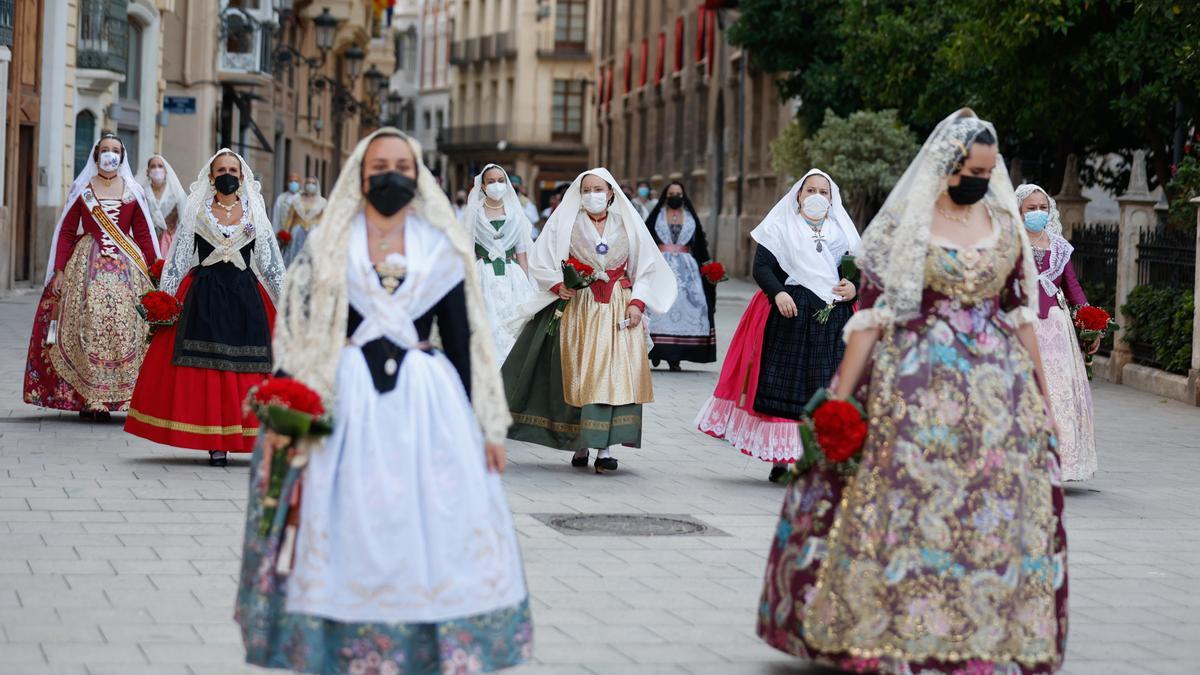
[1014, 183, 1063, 237]
[272, 128, 512, 443]
[858, 108, 1038, 323]
[160, 148, 286, 302]
[43, 135, 160, 286]
[137, 155, 189, 233]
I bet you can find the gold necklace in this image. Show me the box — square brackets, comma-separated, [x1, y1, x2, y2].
[97, 174, 115, 188]
[937, 203, 973, 224]
[215, 198, 238, 214]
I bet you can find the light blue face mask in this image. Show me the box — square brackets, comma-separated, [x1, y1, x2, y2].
[637, 186, 650, 199]
[1024, 210, 1050, 233]
[287, 181, 301, 193]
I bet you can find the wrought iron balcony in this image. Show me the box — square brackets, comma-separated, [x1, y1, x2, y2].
[77, 0, 128, 72]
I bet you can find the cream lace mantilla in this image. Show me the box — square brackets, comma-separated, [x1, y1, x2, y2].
[272, 129, 511, 442]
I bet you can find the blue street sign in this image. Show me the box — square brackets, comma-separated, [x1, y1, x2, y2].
[163, 96, 197, 115]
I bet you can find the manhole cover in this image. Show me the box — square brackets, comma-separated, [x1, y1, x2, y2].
[533, 513, 726, 537]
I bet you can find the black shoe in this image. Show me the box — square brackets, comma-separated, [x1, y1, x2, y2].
[78, 410, 95, 422]
[651, 359, 661, 368]
[571, 451, 589, 468]
[768, 466, 790, 483]
[668, 362, 682, 372]
[209, 451, 228, 467]
[595, 457, 618, 474]
[94, 410, 111, 423]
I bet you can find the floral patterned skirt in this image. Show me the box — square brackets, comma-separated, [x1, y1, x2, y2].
[235, 431, 533, 674]
[758, 309, 1068, 674]
[23, 236, 150, 411]
[1035, 307, 1097, 481]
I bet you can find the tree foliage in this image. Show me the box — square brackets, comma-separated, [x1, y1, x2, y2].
[729, 0, 1200, 202]
[772, 109, 919, 227]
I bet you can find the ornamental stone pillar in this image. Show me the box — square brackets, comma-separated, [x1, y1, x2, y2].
[1053, 154, 1089, 241]
[1110, 150, 1158, 384]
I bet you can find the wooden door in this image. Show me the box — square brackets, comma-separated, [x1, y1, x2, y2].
[7, 0, 42, 283]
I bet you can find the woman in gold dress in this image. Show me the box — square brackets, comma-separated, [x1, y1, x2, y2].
[502, 168, 677, 473]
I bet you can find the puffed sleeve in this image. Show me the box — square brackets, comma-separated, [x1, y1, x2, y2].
[53, 198, 85, 273]
[753, 245, 787, 297]
[840, 270, 894, 341]
[999, 251, 1037, 327]
[1060, 259, 1088, 308]
[129, 202, 158, 264]
[434, 281, 472, 399]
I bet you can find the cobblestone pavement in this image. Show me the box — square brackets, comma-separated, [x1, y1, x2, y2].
[0, 282, 1198, 675]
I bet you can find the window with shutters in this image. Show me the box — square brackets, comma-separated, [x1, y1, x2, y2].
[551, 79, 584, 142]
[554, 0, 586, 52]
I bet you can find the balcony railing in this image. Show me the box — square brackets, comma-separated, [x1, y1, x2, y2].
[438, 124, 586, 151]
[0, 0, 14, 48]
[494, 32, 517, 60]
[77, 0, 128, 73]
[451, 33, 517, 66]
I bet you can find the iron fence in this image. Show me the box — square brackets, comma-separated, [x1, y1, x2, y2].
[77, 0, 128, 72]
[1070, 222, 1119, 356]
[1136, 226, 1196, 289]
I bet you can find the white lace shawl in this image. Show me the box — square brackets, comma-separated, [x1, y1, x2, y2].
[857, 108, 1038, 324]
[272, 128, 511, 443]
[138, 155, 188, 234]
[159, 149, 286, 303]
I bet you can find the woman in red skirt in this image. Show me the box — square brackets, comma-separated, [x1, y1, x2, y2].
[125, 149, 286, 466]
[24, 133, 160, 420]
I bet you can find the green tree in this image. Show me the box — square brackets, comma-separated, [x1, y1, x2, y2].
[730, 0, 1200, 202]
[772, 109, 920, 227]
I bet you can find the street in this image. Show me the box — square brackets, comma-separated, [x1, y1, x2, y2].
[0, 280, 1198, 675]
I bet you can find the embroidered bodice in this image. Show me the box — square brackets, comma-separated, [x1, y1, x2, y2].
[570, 212, 631, 272]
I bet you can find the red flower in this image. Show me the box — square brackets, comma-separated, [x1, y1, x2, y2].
[811, 400, 867, 463]
[700, 261, 726, 283]
[565, 256, 594, 277]
[148, 259, 165, 283]
[1074, 305, 1111, 332]
[253, 376, 325, 417]
[276, 230, 292, 246]
[138, 290, 182, 323]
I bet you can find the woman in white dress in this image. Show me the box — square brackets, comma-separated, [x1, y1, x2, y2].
[236, 128, 531, 674]
[460, 163, 537, 362]
[139, 154, 188, 254]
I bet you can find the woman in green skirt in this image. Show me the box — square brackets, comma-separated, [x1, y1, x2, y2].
[502, 168, 677, 473]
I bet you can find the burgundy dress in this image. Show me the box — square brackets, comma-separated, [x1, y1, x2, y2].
[24, 192, 158, 411]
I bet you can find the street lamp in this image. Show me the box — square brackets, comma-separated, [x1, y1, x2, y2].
[386, 92, 404, 126]
[313, 7, 338, 53]
[364, 65, 388, 96]
[344, 45, 365, 80]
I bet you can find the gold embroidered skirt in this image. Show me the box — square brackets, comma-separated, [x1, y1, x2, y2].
[558, 284, 653, 408]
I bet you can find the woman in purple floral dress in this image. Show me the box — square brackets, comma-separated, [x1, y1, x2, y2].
[758, 109, 1068, 674]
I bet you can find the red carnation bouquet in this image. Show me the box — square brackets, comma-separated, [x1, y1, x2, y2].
[148, 259, 165, 287]
[276, 230, 292, 249]
[137, 290, 182, 338]
[546, 256, 599, 336]
[700, 261, 728, 284]
[1073, 305, 1117, 380]
[244, 376, 333, 538]
[792, 388, 869, 479]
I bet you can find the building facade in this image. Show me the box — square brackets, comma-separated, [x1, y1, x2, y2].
[1, 0, 172, 294]
[388, 0, 421, 138]
[592, 1, 791, 276]
[442, 0, 595, 206]
[416, 0, 454, 187]
[161, 0, 397, 209]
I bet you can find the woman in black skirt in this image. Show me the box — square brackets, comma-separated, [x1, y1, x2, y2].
[750, 169, 860, 481]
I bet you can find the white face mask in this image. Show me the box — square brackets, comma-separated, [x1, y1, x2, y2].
[98, 151, 121, 173]
[484, 182, 508, 201]
[581, 192, 609, 215]
[148, 168, 166, 184]
[304, 182, 319, 194]
[800, 193, 831, 222]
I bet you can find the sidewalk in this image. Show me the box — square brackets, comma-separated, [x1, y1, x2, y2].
[0, 288, 1197, 674]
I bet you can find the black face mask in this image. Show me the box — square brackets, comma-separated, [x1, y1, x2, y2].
[214, 174, 240, 196]
[666, 195, 685, 209]
[947, 175, 989, 205]
[454, 198, 465, 206]
[366, 171, 418, 217]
